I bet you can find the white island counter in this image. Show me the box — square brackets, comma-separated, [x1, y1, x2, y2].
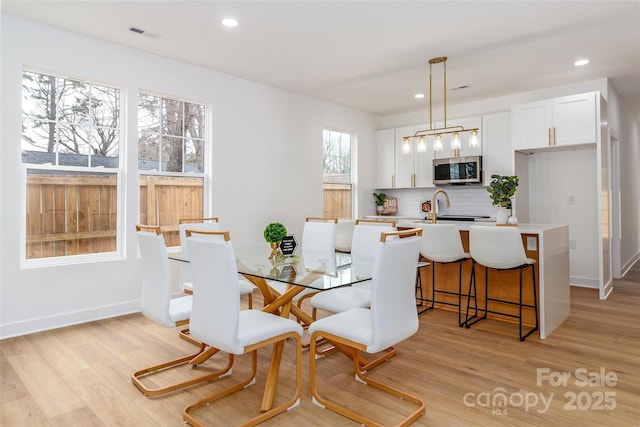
[399, 220, 570, 339]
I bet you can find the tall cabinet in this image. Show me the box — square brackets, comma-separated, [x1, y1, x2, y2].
[512, 91, 611, 299]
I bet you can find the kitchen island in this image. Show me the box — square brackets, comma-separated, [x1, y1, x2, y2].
[399, 220, 570, 339]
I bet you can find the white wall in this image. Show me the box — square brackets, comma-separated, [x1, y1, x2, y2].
[527, 148, 599, 286]
[0, 15, 377, 338]
[605, 83, 640, 275]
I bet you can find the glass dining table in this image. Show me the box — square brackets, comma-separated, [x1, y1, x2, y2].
[169, 244, 375, 412]
[170, 245, 374, 322]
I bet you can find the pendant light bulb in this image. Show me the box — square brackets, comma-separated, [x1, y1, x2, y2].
[452, 132, 461, 150]
[417, 136, 427, 153]
[469, 129, 479, 148]
[434, 134, 443, 152]
[402, 137, 411, 154]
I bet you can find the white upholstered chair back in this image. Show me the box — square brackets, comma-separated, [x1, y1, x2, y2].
[136, 227, 174, 328]
[301, 218, 337, 252]
[351, 220, 397, 257]
[179, 218, 220, 285]
[469, 226, 531, 269]
[420, 223, 469, 263]
[186, 231, 242, 354]
[334, 219, 355, 252]
[368, 233, 421, 353]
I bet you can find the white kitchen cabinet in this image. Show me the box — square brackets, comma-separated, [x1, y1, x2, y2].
[375, 128, 395, 188]
[513, 92, 597, 151]
[395, 125, 433, 188]
[482, 111, 513, 184]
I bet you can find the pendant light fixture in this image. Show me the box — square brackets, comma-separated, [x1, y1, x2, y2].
[403, 57, 479, 156]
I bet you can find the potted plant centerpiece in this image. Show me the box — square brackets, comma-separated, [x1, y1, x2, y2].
[373, 192, 387, 213]
[487, 175, 519, 225]
[263, 222, 288, 259]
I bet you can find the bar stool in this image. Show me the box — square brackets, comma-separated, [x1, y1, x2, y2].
[465, 226, 539, 341]
[417, 224, 471, 325]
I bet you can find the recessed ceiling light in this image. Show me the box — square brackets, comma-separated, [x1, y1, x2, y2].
[221, 18, 239, 28]
[574, 59, 590, 66]
[414, 93, 425, 99]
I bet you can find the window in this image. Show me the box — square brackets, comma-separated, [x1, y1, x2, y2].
[138, 93, 207, 246]
[21, 71, 121, 262]
[323, 129, 353, 219]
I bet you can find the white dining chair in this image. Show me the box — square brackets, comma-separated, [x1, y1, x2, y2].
[418, 223, 471, 325]
[310, 219, 397, 318]
[334, 219, 355, 253]
[309, 229, 425, 426]
[268, 217, 337, 310]
[183, 229, 303, 426]
[131, 225, 233, 397]
[179, 218, 255, 308]
[465, 225, 539, 341]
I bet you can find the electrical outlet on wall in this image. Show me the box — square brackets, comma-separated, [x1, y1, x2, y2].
[568, 195, 576, 205]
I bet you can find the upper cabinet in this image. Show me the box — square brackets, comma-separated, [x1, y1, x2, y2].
[375, 116, 486, 189]
[395, 125, 434, 188]
[482, 111, 512, 184]
[375, 128, 395, 188]
[512, 92, 597, 151]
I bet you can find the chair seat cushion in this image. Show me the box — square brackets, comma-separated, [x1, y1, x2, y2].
[183, 276, 255, 296]
[168, 295, 193, 324]
[428, 252, 471, 263]
[235, 310, 304, 353]
[309, 308, 372, 348]
[311, 287, 371, 313]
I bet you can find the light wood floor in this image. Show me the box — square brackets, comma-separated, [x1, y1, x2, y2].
[2, 263, 639, 426]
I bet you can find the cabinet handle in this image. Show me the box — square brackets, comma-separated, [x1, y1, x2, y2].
[548, 128, 552, 146]
[392, 175, 395, 188]
[554, 127, 557, 146]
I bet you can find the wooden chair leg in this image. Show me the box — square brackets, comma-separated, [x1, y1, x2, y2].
[183, 332, 302, 427]
[132, 344, 234, 397]
[310, 331, 424, 426]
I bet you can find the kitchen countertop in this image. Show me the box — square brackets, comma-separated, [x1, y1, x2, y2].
[398, 220, 566, 234]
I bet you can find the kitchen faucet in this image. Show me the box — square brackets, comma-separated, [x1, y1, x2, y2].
[431, 189, 450, 224]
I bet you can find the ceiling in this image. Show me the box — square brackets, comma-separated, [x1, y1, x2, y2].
[3, 1, 640, 117]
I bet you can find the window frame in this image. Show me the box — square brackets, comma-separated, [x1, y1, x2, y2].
[20, 69, 125, 268]
[322, 127, 355, 220]
[137, 90, 211, 247]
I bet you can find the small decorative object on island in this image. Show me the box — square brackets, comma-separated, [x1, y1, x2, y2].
[263, 222, 287, 260]
[373, 192, 387, 213]
[488, 174, 519, 225]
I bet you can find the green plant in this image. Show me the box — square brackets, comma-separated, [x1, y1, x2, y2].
[263, 222, 287, 243]
[373, 192, 387, 206]
[488, 175, 519, 209]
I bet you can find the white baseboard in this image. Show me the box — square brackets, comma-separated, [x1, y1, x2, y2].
[621, 251, 640, 277]
[0, 300, 140, 340]
[570, 277, 599, 288]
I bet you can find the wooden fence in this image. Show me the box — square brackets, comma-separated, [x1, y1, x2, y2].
[26, 174, 203, 259]
[26, 175, 349, 259]
[323, 183, 352, 219]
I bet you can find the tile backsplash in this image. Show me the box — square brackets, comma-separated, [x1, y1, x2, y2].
[382, 186, 496, 218]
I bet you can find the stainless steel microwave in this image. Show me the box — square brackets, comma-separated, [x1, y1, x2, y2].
[433, 156, 482, 185]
